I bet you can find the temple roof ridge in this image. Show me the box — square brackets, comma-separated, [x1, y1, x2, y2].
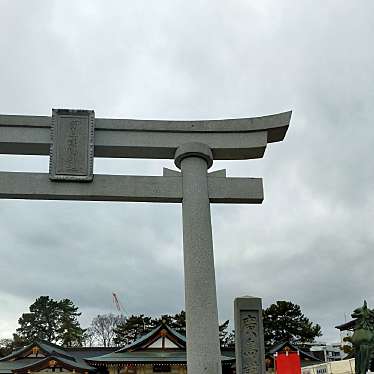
[0, 339, 81, 363]
[115, 321, 186, 353]
[267, 340, 322, 362]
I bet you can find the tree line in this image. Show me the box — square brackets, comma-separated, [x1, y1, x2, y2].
[0, 297, 322, 356]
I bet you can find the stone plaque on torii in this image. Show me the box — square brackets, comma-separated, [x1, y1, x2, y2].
[0, 109, 291, 374]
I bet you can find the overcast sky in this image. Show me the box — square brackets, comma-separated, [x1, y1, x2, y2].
[0, 0, 373, 344]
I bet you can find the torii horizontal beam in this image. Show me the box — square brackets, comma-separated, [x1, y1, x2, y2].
[0, 170, 263, 203]
[0, 111, 291, 159]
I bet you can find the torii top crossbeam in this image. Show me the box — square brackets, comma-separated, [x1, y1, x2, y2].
[0, 111, 290, 158]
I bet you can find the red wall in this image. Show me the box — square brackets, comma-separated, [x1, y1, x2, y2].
[275, 352, 301, 374]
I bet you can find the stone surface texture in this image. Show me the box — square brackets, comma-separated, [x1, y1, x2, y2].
[0, 111, 291, 159]
[234, 297, 266, 374]
[177, 143, 222, 374]
[49, 109, 94, 181]
[174, 142, 214, 168]
[0, 172, 263, 204]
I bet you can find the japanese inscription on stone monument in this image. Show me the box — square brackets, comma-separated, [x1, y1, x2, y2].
[241, 311, 261, 374]
[49, 109, 94, 181]
[235, 297, 266, 374]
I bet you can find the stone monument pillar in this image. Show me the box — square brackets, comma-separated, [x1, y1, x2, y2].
[234, 296, 266, 374]
[175, 143, 222, 374]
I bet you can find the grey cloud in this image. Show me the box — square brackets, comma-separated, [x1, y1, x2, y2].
[0, 0, 374, 343]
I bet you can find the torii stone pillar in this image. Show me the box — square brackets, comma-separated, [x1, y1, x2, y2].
[175, 143, 221, 373]
[0, 109, 292, 374]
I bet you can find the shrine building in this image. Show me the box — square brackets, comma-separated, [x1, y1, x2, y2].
[264, 340, 322, 372]
[0, 322, 235, 374]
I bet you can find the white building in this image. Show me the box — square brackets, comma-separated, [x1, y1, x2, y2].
[304, 342, 345, 362]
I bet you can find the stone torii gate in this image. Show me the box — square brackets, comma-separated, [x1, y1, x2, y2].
[0, 109, 291, 374]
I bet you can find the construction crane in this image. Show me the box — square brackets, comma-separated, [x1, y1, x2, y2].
[112, 292, 125, 316]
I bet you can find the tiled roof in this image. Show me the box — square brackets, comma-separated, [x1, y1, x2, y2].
[267, 340, 322, 362]
[64, 348, 116, 359]
[0, 340, 74, 362]
[0, 329, 236, 370]
[0, 359, 39, 373]
[11, 355, 94, 372]
[0, 340, 96, 373]
[335, 320, 355, 330]
[115, 323, 186, 353]
[87, 351, 234, 364]
[88, 322, 234, 365]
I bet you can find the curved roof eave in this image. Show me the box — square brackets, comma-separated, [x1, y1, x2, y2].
[11, 355, 94, 372]
[113, 323, 186, 354]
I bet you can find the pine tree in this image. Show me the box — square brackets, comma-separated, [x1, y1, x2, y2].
[17, 296, 60, 343]
[56, 299, 86, 347]
[16, 296, 85, 346]
[219, 320, 235, 347]
[113, 314, 155, 346]
[0, 339, 14, 357]
[172, 311, 186, 334]
[263, 300, 322, 350]
[151, 311, 186, 334]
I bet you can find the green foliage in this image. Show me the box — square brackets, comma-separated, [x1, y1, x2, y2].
[0, 334, 28, 357]
[1, 331, 54, 357]
[56, 299, 86, 347]
[113, 314, 155, 346]
[171, 311, 186, 333]
[152, 311, 186, 334]
[113, 312, 187, 346]
[263, 300, 322, 350]
[219, 320, 235, 348]
[0, 338, 14, 357]
[17, 296, 60, 343]
[16, 296, 85, 347]
[9, 297, 322, 352]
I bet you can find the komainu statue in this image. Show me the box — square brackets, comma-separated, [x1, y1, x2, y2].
[351, 301, 374, 374]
